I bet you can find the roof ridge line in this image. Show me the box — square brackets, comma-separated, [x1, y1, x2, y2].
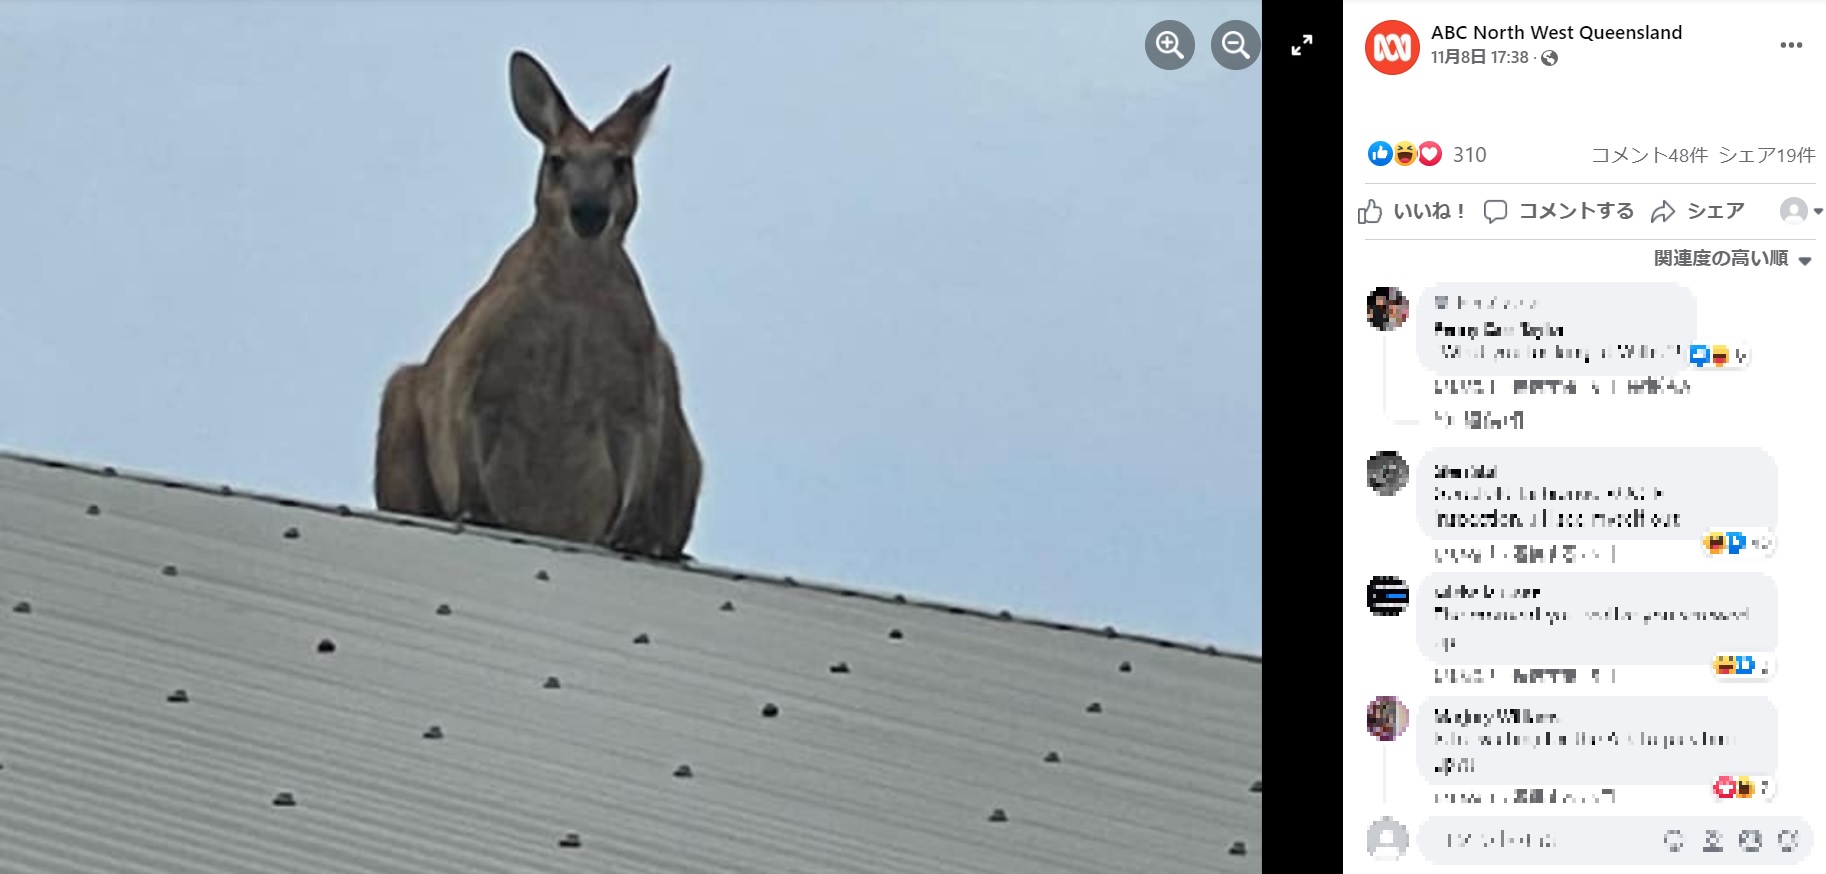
[0, 448, 1260, 665]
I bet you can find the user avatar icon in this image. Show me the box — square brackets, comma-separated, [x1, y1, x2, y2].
[1781, 197, 1808, 225]
[1368, 286, 1409, 331]
[1367, 451, 1409, 496]
[1368, 816, 1409, 860]
[1369, 576, 1409, 616]
[1367, 696, 1409, 741]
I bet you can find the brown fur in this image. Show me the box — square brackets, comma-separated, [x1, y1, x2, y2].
[374, 51, 701, 558]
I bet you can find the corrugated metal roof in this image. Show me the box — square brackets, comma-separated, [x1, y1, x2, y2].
[0, 449, 1260, 873]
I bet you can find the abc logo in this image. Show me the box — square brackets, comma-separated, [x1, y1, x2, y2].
[1366, 20, 1420, 75]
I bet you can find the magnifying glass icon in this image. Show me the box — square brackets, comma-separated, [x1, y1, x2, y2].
[1221, 30, 1249, 60]
[1156, 31, 1185, 60]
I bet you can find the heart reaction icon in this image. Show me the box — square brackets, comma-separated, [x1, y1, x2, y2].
[1417, 141, 1442, 166]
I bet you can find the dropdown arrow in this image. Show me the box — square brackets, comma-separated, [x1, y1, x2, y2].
[1801, 257, 1812, 265]
[1815, 208, 1822, 215]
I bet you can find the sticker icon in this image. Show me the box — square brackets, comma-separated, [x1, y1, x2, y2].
[1368, 141, 1394, 166]
[1417, 141, 1442, 166]
[1366, 20, 1420, 75]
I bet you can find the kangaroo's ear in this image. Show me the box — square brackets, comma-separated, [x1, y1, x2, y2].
[509, 51, 580, 143]
[598, 65, 668, 150]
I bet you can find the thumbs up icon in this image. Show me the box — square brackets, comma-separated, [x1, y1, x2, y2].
[1368, 140, 1394, 166]
[1358, 200, 1383, 224]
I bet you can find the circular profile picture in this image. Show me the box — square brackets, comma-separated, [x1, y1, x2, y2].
[1367, 696, 1409, 741]
[1367, 451, 1409, 496]
[1367, 816, 1409, 861]
[1781, 196, 1808, 225]
[1368, 576, 1409, 616]
[1368, 286, 1409, 331]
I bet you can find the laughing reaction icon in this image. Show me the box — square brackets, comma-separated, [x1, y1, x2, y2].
[1394, 141, 1417, 166]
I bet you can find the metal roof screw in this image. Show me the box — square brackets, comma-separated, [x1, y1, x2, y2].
[829, 661, 850, 674]
[887, 628, 903, 640]
[272, 792, 296, 807]
[987, 808, 1008, 823]
[161, 565, 178, 577]
[719, 600, 735, 612]
[1118, 661, 1132, 673]
[1102, 626, 1119, 638]
[535, 570, 550, 581]
[731, 573, 747, 582]
[1085, 702, 1103, 714]
[11, 601, 30, 614]
[1228, 841, 1247, 856]
[892, 594, 907, 604]
[543, 676, 561, 689]
[673, 764, 693, 779]
[423, 725, 444, 740]
[761, 703, 779, 718]
[218, 485, 233, 495]
[103, 466, 118, 476]
[1250, 779, 1263, 793]
[282, 527, 300, 540]
[782, 576, 798, 585]
[559, 832, 582, 848]
[1203, 645, 1219, 655]
[166, 689, 189, 704]
[85, 504, 100, 516]
[336, 504, 352, 517]
[633, 633, 651, 645]
[435, 604, 452, 616]
[316, 638, 336, 654]
[1043, 751, 1061, 764]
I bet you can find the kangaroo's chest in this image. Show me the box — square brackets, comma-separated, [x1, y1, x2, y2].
[493, 297, 657, 412]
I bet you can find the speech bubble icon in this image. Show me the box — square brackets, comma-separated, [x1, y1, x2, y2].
[1484, 200, 1507, 223]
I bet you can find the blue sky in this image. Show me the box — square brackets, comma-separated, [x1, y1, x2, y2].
[0, 1, 1261, 653]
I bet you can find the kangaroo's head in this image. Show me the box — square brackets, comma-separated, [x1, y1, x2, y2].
[508, 51, 667, 243]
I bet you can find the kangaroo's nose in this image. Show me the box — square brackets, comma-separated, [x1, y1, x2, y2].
[569, 203, 610, 238]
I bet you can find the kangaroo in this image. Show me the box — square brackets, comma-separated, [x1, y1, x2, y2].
[374, 51, 701, 560]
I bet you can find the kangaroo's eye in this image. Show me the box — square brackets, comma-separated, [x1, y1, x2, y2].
[612, 155, 632, 175]
[545, 154, 567, 175]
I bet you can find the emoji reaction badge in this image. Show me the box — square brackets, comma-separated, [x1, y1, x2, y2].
[1417, 141, 1442, 166]
[1394, 141, 1417, 166]
[1716, 655, 1738, 675]
[1713, 345, 1729, 367]
[1705, 531, 1727, 554]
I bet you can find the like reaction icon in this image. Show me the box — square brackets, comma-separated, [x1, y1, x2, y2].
[1359, 200, 1383, 224]
[1368, 141, 1393, 166]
